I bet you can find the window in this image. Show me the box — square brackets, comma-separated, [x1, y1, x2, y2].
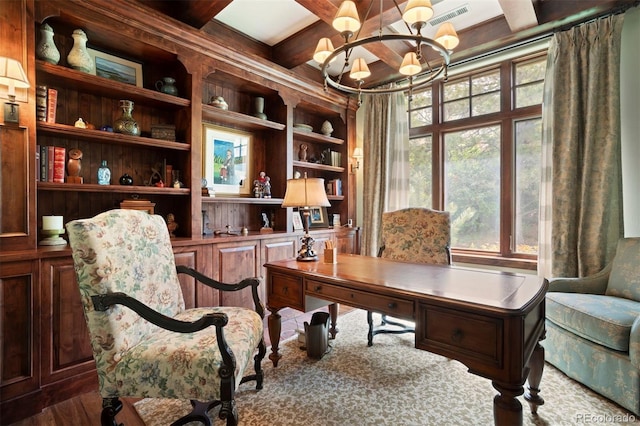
[408, 53, 546, 268]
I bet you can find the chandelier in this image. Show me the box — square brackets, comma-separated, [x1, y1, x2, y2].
[313, 0, 460, 100]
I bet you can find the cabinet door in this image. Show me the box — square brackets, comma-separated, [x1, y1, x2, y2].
[40, 257, 94, 385]
[0, 260, 39, 403]
[174, 245, 218, 308]
[211, 240, 262, 309]
[261, 236, 297, 304]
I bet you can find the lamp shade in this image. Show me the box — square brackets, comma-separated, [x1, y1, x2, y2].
[333, 1, 361, 34]
[399, 52, 422, 76]
[282, 177, 330, 208]
[435, 22, 460, 50]
[349, 58, 371, 81]
[402, 0, 434, 25]
[313, 38, 335, 64]
[0, 57, 30, 95]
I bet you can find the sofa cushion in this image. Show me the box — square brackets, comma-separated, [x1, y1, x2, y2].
[606, 238, 640, 302]
[546, 293, 637, 352]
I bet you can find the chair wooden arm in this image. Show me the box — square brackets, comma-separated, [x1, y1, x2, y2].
[91, 292, 229, 333]
[176, 265, 265, 319]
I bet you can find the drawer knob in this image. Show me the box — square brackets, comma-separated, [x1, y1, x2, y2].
[315, 285, 322, 292]
[387, 302, 397, 309]
[451, 329, 464, 343]
[282, 287, 288, 295]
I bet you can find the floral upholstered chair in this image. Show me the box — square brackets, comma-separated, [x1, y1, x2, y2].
[543, 237, 640, 415]
[367, 208, 451, 346]
[66, 209, 266, 426]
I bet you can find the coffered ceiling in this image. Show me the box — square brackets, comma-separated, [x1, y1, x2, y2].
[137, 0, 636, 87]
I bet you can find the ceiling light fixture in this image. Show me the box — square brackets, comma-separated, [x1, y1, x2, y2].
[314, 0, 459, 103]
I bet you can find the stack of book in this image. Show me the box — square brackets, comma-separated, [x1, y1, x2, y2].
[321, 148, 342, 167]
[326, 178, 342, 196]
[35, 85, 58, 124]
[36, 145, 65, 183]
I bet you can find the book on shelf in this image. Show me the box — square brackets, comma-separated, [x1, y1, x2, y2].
[36, 144, 40, 181]
[36, 85, 47, 122]
[52, 146, 66, 183]
[47, 146, 55, 182]
[40, 145, 48, 181]
[326, 178, 342, 196]
[46, 87, 57, 123]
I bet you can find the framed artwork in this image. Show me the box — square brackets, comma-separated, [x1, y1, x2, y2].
[203, 124, 253, 196]
[87, 48, 143, 87]
[292, 211, 304, 231]
[309, 207, 329, 228]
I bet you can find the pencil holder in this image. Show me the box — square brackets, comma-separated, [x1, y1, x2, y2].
[324, 248, 337, 264]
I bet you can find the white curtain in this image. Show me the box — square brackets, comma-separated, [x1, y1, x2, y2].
[361, 88, 409, 257]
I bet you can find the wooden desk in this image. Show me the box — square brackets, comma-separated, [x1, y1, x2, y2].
[264, 254, 548, 426]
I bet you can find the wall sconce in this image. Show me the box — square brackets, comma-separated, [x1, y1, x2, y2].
[351, 147, 363, 172]
[0, 57, 30, 124]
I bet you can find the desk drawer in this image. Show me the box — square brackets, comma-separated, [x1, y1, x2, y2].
[268, 273, 303, 310]
[306, 280, 413, 319]
[416, 304, 503, 366]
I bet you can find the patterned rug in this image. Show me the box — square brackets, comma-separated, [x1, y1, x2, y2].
[135, 309, 637, 425]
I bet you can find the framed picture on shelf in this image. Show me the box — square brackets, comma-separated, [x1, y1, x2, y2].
[203, 124, 253, 196]
[309, 207, 329, 228]
[292, 211, 304, 231]
[87, 48, 143, 87]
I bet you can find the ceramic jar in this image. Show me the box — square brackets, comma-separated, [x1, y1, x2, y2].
[321, 120, 334, 136]
[113, 100, 140, 136]
[67, 29, 93, 73]
[155, 77, 178, 96]
[119, 173, 133, 185]
[36, 23, 60, 65]
[97, 160, 111, 185]
[253, 96, 267, 120]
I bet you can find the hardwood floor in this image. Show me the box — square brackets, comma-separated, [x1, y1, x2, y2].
[9, 306, 352, 426]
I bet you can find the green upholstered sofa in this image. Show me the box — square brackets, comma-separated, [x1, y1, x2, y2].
[543, 237, 640, 415]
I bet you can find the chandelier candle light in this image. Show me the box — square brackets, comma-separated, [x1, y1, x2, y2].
[282, 176, 331, 261]
[314, 0, 459, 102]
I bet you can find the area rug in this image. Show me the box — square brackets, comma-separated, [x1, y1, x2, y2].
[135, 309, 637, 425]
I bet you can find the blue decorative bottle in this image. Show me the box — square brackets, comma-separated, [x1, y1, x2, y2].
[97, 160, 111, 185]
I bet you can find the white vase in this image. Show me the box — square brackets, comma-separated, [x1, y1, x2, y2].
[67, 29, 94, 73]
[36, 23, 60, 65]
[253, 96, 267, 120]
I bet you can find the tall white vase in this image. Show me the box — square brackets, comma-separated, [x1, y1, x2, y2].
[36, 23, 61, 65]
[67, 29, 94, 73]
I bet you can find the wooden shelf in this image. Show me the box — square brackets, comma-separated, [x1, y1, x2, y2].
[293, 160, 344, 173]
[37, 123, 190, 150]
[327, 195, 344, 201]
[202, 196, 285, 205]
[202, 104, 285, 131]
[37, 182, 190, 195]
[293, 128, 344, 145]
[36, 60, 191, 109]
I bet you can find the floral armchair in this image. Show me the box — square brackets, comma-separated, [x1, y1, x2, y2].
[543, 237, 640, 415]
[367, 208, 451, 346]
[66, 209, 266, 426]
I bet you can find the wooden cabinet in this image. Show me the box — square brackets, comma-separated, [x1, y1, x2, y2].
[40, 256, 93, 386]
[211, 239, 263, 309]
[0, 260, 40, 404]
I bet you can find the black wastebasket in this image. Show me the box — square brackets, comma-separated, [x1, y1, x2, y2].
[304, 311, 330, 359]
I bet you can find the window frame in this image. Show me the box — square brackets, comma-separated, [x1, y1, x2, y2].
[408, 52, 546, 270]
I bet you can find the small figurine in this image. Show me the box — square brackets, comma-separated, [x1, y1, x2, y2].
[260, 212, 273, 234]
[67, 148, 83, 183]
[74, 117, 87, 128]
[252, 171, 271, 198]
[166, 213, 178, 237]
[299, 143, 308, 161]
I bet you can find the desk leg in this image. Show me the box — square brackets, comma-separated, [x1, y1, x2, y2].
[328, 303, 338, 339]
[492, 382, 524, 426]
[267, 308, 282, 367]
[524, 342, 545, 414]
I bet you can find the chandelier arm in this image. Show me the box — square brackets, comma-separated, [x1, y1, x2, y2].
[320, 33, 451, 95]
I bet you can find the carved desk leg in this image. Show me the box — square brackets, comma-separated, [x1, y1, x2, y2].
[267, 307, 282, 367]
[524, 341, 545, 414]
[492, 382, 524, 426]
[328, 303, 339, 339]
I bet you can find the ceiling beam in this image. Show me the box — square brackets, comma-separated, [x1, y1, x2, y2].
[137, 0, 232, 29]
[498, 0, 539, 32]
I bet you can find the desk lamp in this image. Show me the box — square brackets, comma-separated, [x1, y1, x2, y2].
[282, 175, 330, 261]
[0, 57, 30, 124]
